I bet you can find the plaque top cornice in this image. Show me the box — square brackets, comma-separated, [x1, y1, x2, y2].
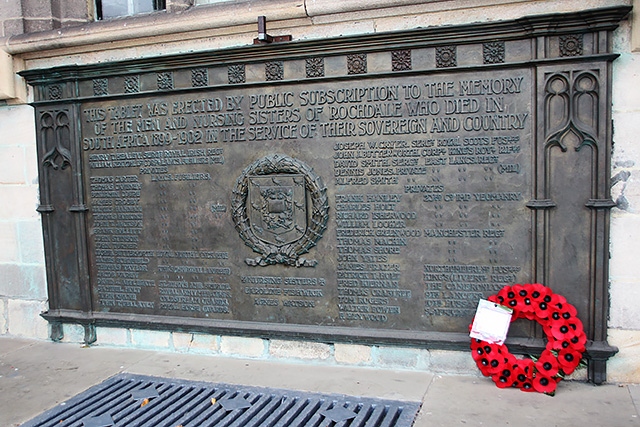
[19, 5, 631, 89]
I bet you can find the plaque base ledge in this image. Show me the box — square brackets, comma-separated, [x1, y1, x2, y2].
[40, 310, 618, 363]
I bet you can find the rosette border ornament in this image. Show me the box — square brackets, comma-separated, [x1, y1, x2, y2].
[231, 154, 329, 267]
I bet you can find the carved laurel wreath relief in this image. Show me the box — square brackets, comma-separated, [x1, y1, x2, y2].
[231, 154, 329, 267]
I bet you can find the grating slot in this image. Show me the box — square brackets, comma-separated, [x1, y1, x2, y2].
[387, 406, 414, 427]
[157, 386, 212, 427]
[380, 405, 410, 427]
[42, 378, 141, 427]
[272, 396, 313, 427]
[359, 403, 385, 427]
[187, 388, 231, 427]
[296, 398, 334, 427]
[350, 403, 376, 427]
[215, 391, 254, 427]
[20, 374, 420, 427]
[133, 385, 197, 426]
[225, 392, 274, 427]
[245, 394, 294, 427]
[117, 382, 175, 427]
[136, 385, 204, 427]
[53, 378, 133, 426]
[282, 398, 324, 427]
[249, 395, 298, 427]
[178, 388, 227, 427]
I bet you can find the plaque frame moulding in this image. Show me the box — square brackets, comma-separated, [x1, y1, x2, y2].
[20, 6, 631, 383]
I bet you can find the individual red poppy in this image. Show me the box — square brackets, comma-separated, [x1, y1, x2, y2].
[534, 298, 552, 319]
[479, 353, 505, 376]
[533, 373, 557, 394]
[569, 331, 587, 353]
[476, 357, 492, 376]
[498, 285, 522, 310]
[566, 318, 585, 341]
[496, 286, 513, 306]
[546, 338, 571, 352]
[491, 369, 514, 388]
[517, 357, 534, 376]
[560, 303, 578, 320]
[511, 359, 533, 385]
[550, 321, 576, 341]
[557, 349, 582, 374]
[471, 341, 500, 362]
[492, 369, 515, 388]
[528, 283, 551, 301]
[470, 338, 483, 350]
[535, 351, 560, 377]
[550, 292, 567, 310]
[471, 346, 485, 361]
[512, 284, 535, 314]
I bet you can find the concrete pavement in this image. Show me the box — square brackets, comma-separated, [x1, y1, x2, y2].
[1, 336, 639, 426]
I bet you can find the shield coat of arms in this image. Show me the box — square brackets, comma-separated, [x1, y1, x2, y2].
[248, 175, 307, 245]
[231, 154, 328, 267]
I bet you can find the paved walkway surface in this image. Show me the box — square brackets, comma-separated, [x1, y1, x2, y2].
[1, 336, 639, 426]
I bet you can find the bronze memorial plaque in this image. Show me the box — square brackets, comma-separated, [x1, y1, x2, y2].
[82, 69, 532, 333]
[25, 7, 631, 382]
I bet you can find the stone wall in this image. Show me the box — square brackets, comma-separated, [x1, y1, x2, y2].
[0, 0, 90, 36]
[607, 12, 640, 382]
[0, 104, 49, 338]
[1, 0, 640, 380]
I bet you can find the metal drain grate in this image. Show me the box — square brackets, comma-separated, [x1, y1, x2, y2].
[21, 373, 421, 427]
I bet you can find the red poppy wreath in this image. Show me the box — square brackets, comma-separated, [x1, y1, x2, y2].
[470, 283, 587, 395]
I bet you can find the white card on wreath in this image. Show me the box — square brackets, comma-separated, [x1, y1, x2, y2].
[469, 299, 513, 345]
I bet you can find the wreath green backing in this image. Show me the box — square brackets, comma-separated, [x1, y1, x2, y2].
[470, 283, 587, 394]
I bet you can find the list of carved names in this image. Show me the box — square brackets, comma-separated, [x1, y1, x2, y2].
[82, 69, 532, 330]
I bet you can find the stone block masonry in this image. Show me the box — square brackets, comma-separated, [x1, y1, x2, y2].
[0, 105, 48, 341]
[90, 327, 483, 374]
